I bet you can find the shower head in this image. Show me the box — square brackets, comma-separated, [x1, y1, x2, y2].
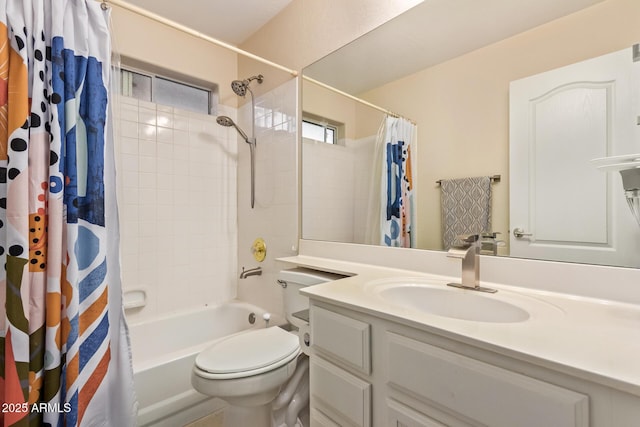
[216, 116, 251, 143]
[231, 74, 264, 97]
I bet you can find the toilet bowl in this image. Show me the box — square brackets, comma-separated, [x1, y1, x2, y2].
[191, 268, 346, 427]
[192, 326, 300, 407]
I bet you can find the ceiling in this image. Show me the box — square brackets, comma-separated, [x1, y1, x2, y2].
[123, 0, 293, 45]
[303, 0, 606, 94]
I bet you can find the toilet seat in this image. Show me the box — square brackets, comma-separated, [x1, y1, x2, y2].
[195, 327, 300, 380]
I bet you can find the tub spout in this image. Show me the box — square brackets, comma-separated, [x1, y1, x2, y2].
[240, 266, 262, 279]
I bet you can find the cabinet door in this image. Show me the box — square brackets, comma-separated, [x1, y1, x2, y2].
[310, 356, 371, 427]
[311, 305, 371, 374]
[386, 332, 589, 427]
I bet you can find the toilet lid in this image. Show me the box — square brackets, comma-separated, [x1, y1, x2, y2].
[195, 327, 300, 376]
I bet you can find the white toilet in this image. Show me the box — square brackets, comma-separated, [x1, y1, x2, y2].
[191, 268, 344, 427]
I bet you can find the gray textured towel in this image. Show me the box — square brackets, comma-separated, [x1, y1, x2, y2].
[441, 176, 492, 250]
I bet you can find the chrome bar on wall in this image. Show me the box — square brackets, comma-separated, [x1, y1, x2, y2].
[303, 75, 416, 124]
[102, 0, 299, 77]
[436, 175, 501, 185]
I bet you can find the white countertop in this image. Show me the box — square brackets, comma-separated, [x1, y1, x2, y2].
[278, 255, 640, 397]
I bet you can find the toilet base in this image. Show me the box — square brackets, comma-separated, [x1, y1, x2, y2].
[224, 404, 271, 427]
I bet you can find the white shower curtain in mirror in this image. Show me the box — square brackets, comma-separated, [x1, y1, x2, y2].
[365, 116, 416, 247]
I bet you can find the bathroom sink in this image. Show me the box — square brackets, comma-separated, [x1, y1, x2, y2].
[366, 278, 555, 323]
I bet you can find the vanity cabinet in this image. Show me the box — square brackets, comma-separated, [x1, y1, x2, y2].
[309, 305, 372, 426]
[308, 301, 640, 427]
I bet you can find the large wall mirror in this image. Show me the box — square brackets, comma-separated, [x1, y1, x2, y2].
[301, 0, 640, 268]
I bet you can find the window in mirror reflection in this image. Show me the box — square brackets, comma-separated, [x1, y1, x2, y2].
[302, 116, 340, 145]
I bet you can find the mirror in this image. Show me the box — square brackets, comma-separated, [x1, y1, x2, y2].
[301, 0, 640, 268]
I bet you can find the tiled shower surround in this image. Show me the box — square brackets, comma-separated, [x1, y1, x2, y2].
[114, 78, 299, 323]
[114, 96, 239, 322]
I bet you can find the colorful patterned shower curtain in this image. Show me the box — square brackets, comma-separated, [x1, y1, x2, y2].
[0, 1, 136, 426]
[366, 116, 416, 248]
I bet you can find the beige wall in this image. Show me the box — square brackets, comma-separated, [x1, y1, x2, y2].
[361, 0, 640, 251]
[240, 0, 422, 71]
[302, 79, 383, 140]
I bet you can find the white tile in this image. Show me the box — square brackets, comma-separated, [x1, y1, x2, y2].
[157, 173, 173, 190]
[139, 188, 157, 205]
[120, 121, 138, 139]
[139, 156, 157, 173]
[139, 140, 156, 157]
[119, 103, 138, 122]
[173, 115, 190, 132]
[157, 157, 173, 175]
[157, 127, 174, 143]
[118, 96, 138, 106]
[157, 142, 173, 158]
[139, 108, 157, 126]
[139, 124, 156, 140]
[138, 99, 156, 110]
[157, 112, 174, 129]
[139, 172, 156, 189]
[120, 137, 139, 155]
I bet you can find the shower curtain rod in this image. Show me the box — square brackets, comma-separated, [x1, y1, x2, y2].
[101, 0, 299, 77]
[303, 75, 416, 125]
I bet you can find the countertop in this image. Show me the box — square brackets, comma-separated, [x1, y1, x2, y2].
[278, 255, 640, 397]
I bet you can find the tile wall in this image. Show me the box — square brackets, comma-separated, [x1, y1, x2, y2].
[236, 79, 299, 318]
[302, 135, 375, 244]
[114, 96, 239, 323]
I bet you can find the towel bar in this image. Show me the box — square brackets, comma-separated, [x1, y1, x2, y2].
[436, 174, 501, 185]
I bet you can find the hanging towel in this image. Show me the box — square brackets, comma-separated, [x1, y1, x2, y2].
[440, 176, 492, 250]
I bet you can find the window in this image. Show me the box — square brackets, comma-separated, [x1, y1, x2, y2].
[302, 118, 339, 144]
[120, 68, 217, 115]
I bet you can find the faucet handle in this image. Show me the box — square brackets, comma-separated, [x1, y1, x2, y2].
[456, 234, 480, 245]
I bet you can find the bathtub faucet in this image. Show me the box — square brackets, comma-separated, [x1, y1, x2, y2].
[240, 266, 262, 279]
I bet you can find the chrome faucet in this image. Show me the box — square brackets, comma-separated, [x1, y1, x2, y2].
[239, 266, 262, 279]
[447, 234, 497, 293]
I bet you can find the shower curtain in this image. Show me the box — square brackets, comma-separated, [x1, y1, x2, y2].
[0, 1, 136, 426]
[365, 116, 416, 248]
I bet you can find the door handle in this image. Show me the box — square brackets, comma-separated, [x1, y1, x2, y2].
[513, 228, 533, 238]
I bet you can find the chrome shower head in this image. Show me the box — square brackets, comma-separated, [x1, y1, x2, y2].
[231, 74, 264, 97]
[216, 115, 251, 143]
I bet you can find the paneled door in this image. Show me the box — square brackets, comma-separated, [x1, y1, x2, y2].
[509, 46, 640, 267]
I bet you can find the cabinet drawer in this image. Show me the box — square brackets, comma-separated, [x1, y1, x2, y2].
[311, 305, 371, 374]
[311, 357, 371, 427]
[386, 332, 588, 427]
[387, 399, 447, 427]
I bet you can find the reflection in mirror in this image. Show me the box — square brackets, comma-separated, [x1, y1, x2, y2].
[301, 0, 640, 268]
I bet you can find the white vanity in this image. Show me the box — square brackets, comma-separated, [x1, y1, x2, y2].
[279, 245, 640, 427]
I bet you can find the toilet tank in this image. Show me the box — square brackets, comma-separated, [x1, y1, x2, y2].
[278, 267, 346, 326]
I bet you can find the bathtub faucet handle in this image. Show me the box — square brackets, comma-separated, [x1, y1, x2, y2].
[262, 312, 271, 328]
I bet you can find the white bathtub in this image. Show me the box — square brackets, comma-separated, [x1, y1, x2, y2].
[129, 301, 269, 427]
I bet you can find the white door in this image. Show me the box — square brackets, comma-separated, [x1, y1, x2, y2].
[509, 46, 640, 267]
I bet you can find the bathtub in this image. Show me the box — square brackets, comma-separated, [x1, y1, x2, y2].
[129, 301, 269, 427]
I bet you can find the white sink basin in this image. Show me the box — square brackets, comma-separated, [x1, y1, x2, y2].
[366, 278, 561, 323]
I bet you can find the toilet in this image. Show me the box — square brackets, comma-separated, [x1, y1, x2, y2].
[191, 268, 345, 427]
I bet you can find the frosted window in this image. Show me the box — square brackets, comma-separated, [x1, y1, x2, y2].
[120, 68, 215, 115]
[154, 77, 211, 114]
[302, 119, 337, 144]
[121, 70, 151, 101]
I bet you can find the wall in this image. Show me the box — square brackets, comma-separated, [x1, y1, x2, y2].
[110, 7, 244, 322]
[110, 7, 238, 106]
[302, 136, 376, 244]
[115, 97, 238, 322]
[240, 0, 423, 71]
[235, 79, 299, 317]
[361, 0, 640, 251]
